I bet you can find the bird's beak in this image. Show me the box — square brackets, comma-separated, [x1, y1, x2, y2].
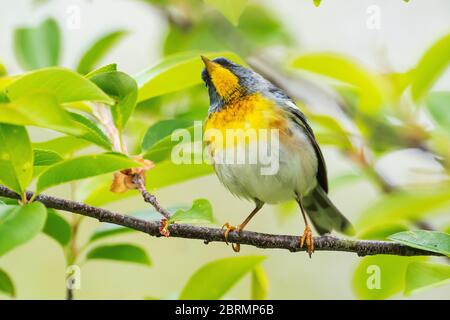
[200, 56, 240, 98]
[201, 55, 215, 74]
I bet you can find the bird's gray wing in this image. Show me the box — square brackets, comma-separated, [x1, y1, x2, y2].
[263, 82, 328, 193]
[291, 108, 328, 193]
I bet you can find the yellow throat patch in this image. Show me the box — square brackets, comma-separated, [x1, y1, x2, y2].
[205, 93, 287, 149]
[203, 58, 241, 99]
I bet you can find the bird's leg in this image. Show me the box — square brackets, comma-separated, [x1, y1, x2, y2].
[222, 201, 264, 252]
[297, 196, 314, 258]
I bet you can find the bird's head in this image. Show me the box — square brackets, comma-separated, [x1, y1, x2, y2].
[201, 56, 261, 111]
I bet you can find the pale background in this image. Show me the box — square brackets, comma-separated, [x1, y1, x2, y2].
[0, 0, 449, 299]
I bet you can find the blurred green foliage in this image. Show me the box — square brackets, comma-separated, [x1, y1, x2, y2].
[0, 203, 47, 257]
[85, 243, 152, 266]
[0, 268, 15, 297]
[404, 262, 450, 295]
[353, 255, 426, 300]
[14, 18, 60, 70]
[77, 31, 128, 75]
[179, 256, 265, 299]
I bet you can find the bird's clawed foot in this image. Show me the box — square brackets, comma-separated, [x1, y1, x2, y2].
[300, 225, 314, 258]
[222, 222, 241, 252]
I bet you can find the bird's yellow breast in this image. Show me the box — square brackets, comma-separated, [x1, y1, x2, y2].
[204, 93, 288, 150]
[205, 93, 285, 132]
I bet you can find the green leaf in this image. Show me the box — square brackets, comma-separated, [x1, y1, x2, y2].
[352, 255, 425, 300]
[14, 18, 60, 70]
[384, 71, 414, 99]
[0, 93, 8, 103]
[251, 265, 268, 300]
[169, 199, 213, 224]
[142, 119, 193, 151]
[0, 76, 17, 92]
[356, 187, 450, 232]
[163, 22, 226, 56]
[90, 71, 138, 132]
[145, 127, 200, 162]
[36, 153, 140, 193]
[5, 67, 113, 104]
[136, 51, 245, 101]
[425, 91, 450, 134]
[33, 148, 63, 166]
[205, 0, 249, 26]
[86, 244, 151, 266]
[163, 5, 291, 56]
[357, 223, 409, 241]
[0, 198, 18, 205]
[388, 230, 450, 256]
[77, 30, 128, 75]
[142, 120, 196, 162]
[404, 262, 450, 295]
[238, 5, 292, 49]
[179, 256, 266, 299]
[69, 112, 113, 150]
[85, 63, 117, 79]
[411, 33, 450, 101]
[141, 160, 213, 190]
[0, 61, 7, 76]
[0, 124, 33, 195]
[0, 268, 15, 297]
[291, 53, 383, 113]
[134, 86, 209, 121]
[33, 136, 91, 158]
[0, 93, 85, 136]
[0, 202, 47, 257]
[43, 209, 72, 246]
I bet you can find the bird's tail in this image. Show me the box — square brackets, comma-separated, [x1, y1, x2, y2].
[303, 186, 355, 236]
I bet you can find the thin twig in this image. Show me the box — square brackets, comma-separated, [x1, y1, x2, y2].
[0, 185, 443, 257]
[132, 175, 171, 220]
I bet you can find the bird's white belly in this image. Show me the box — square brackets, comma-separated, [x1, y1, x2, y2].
[211, 128, 318, 204]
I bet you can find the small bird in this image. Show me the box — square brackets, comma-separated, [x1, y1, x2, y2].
[200, 56, 354, 257]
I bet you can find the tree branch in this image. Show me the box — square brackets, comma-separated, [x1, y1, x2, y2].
[0, 185, 442, 257]
[132, 174, 171, 220]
